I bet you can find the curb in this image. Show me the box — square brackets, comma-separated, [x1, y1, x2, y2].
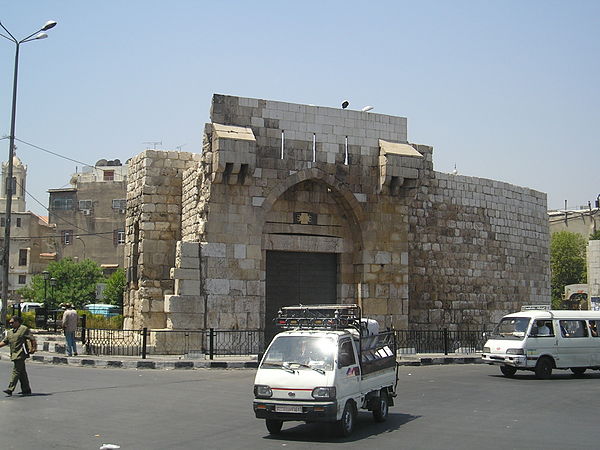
[1, 353, 486, 370]
[26, 354, 261, 370]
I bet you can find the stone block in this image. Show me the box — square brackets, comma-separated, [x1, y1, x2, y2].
[170, 268, 200, 281]
[201, 242, 226, 257]
[178, 241, 201, 258]
[164, 295, 202, 314]
[174, 279, 201, 296]
[234, 244, 246, 259]
[166, 313, 203, 330]
[206, 278, 230, 295]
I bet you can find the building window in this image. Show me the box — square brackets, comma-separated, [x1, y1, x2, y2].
[16, 217, 21, 227]
[52, 198, 74, 210]
[62, 230, 73, 245]
[0, 217, 5, 227]
[5, 176, 16, 197]
[18, 249, 27, 266]
[18, 275, 26, 285]
[114, 229, 125, 245]
[112, 199, 126, 210]
[79, 200, 93, 210]
[103, 170, 115, 181]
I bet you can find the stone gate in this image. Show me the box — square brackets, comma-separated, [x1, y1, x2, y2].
[123, 94, 550, 335]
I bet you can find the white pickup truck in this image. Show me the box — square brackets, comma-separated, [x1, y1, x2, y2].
[253, 304, 398, 437]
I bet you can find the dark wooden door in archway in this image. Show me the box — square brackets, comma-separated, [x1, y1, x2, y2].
[265, 251, 337, 343]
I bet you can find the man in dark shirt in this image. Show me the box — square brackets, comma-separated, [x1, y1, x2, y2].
[0, 315, 37, 396]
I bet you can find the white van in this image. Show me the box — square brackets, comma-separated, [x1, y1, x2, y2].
[482, 306, 600, 379]
[20, 302, 43, 313]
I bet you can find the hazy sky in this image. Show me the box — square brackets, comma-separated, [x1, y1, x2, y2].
[1, 1, 599, 217]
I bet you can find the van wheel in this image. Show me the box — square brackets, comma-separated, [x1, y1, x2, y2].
[265, 419, 283, 434]
[534, 357, 553, 379]
[373, 390, 389, 422]
[336, 402, 356, 437]
[571, 367, 586, 376]
[500, 365, 517, 377]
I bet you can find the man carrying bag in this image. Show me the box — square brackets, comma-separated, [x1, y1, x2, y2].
[0, 315, 37, 396]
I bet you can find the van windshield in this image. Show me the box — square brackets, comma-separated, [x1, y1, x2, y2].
[261, 336, 336, 372]
[490, 317, 531, 340]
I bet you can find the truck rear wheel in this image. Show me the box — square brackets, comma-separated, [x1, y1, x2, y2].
[336, 401, 356, 437]
[373, 390, 389, 422]
[265, 419, 283, 434]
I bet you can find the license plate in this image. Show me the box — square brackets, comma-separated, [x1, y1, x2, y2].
[276, 405, 302, 413]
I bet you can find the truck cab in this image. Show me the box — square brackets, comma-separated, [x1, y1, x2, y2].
[253, 304, 398, 437]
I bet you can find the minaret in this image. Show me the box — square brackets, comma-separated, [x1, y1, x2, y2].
[1, 154, 27, 213]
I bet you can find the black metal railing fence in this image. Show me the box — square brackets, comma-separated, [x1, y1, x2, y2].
[81, 327, 487, 359]
[395, 329, 487, 355]
[83, 328, 264, 359]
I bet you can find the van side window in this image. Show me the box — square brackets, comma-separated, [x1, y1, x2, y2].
[589, 321, 599, 337]
[532, 320, 554, 336]
[339, 340, 356, 367]
[560, 320, 589, 338]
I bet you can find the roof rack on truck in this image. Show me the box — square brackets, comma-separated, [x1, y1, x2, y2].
[275, 304, 362, 331]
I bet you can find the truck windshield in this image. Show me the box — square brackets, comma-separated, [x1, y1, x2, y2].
[261, 336, 336, 372]
[490, 317, 531, 340]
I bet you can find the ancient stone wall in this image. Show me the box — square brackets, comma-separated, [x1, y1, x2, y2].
[124, 150, 199, 329]
[125, 94, 550, 334]
[408, 172, 550, 329]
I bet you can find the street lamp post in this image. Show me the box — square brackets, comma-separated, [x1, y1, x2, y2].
[42, 270, 50, 305]
[0, 20, 57, 325]
[50, 277, 57, 307]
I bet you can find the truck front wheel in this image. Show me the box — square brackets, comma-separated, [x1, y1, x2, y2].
[372, 390, 389, 422]
[500, 365, 517, 377]
[265, 419, 283, 434]
[336, 401, 356, 437]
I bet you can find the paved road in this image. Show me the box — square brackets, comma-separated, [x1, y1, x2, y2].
[1, 360, 600, 449]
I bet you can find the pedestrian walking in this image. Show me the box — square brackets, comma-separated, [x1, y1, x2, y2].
[61, 303, 78, 357]
[0, 315, 36, 396]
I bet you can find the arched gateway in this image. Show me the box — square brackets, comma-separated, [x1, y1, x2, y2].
[260, 172, 365, 340]
[123, 94, 550, 346]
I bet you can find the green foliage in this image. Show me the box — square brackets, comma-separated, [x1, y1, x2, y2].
[550, 231, 587, 303]
[102, 269, 126, 307]
[590, 230, 600, 240]
[7, 311, 35, 328]
[83, 313, 123, 329]
[16, 258, 104, 309]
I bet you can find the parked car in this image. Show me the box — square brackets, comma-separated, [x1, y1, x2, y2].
[20, 302, 43, 313]
[84, 304, 121, 317]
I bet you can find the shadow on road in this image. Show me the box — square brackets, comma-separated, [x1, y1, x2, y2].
[488, 371, 600, 381]
[261, 411, 420, 443]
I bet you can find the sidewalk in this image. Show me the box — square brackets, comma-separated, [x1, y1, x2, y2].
[0, 333, 485, 370]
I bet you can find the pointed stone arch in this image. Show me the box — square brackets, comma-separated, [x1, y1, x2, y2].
[259, 167, 366, 251]
[258, 167, 367, 337]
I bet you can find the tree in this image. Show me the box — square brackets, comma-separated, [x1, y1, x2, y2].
[102, 268, 126, 307]
[550, 231, 587, 307]
[17, 258, 104, 309]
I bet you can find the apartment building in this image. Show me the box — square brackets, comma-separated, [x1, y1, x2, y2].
[48, 159, 127, 274]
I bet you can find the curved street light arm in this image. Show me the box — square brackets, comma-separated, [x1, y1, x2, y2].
[0, 21, 17, 41]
